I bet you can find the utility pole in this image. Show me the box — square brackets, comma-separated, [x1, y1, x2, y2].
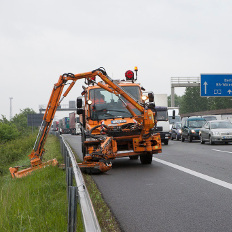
[9, 97, 13, 120]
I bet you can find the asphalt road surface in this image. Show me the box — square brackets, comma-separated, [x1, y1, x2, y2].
[64, 134, 232, 232]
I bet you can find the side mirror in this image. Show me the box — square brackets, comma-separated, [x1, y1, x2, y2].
[76, 98, 82, 108]
[148, 92, 154, 102]
[77, 109, 83, 115]
[172, 110, 175, 119]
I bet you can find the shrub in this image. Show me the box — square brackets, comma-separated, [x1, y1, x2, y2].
[0, 123, 20, 143]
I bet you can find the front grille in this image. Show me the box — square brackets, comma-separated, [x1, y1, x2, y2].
[221, 132, 232, 135]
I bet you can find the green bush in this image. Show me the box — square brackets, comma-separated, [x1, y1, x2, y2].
[0, 122, 20, 143]
[0, 133, 36, 175]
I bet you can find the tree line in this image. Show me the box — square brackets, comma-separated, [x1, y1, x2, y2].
[168, 86, 232, 114]
[0, 108, 36, 143]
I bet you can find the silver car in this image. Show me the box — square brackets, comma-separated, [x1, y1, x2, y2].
[200, 120, 232, 145]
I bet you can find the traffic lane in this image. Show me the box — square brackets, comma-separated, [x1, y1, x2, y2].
[62, 134, 83, 161]
[161, 140, 232, 184]
[92, 157, 232, 232]
[64, 135, 232, 231]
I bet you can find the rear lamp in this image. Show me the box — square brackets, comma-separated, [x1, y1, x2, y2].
[125, 70, 134, 81]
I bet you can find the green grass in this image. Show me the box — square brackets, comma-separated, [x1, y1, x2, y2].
[0, 134, 121, 231]
[0, 135, 84, 232]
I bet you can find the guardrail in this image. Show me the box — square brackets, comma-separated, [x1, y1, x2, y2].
[59, 134, 101, 232]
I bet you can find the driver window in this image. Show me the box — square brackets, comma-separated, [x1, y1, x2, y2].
[204, 123, 209, 129]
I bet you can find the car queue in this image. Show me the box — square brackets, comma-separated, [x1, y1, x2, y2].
[169, 115, 232, 145]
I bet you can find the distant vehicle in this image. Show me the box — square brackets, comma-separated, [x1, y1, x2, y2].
[181, 117, 206, 142]
[168, 107, 181, 125]
[170, 122, 182, 141]
[202, 115, 217, 121]
[59, 117, 70, 134]
[153, 94, 171, 145]
[51, 120, 59, 131]
[69, 112, 81, 135]
[75, 116, 81, 135]
[155, 106, 171, 145]
[169, 115, 181, 125]
[200, 120, 232, 145]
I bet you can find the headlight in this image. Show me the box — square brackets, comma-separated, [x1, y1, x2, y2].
[87, 100, 93, 105]
[178, 129, 182, 133]
[141, 95, 148, 101]
[191, 130, 196, 133]
[213, 131, 220, 136]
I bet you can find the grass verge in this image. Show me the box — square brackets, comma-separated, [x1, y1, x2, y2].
[0, 134, 84, 232]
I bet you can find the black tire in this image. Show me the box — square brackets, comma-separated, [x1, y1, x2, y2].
[181, 136, 185, 142]
[176, 135, 180, 141]
[188, 135, 192, 142]
[140, 153, 152, 164]
[209, 136, 214, 145]
[200, 136, 205, 144]
[129, 155, 139, 160]
[164, 140, 169, 145]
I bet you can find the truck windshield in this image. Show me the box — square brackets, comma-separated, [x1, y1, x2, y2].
[89, 86, 142, 120]
[156, 110, 168, 121]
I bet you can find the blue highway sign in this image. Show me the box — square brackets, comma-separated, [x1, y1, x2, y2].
[201, 74, 232, 97]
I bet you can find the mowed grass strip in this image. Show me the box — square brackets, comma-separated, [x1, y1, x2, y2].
[0, 134, 84, 232]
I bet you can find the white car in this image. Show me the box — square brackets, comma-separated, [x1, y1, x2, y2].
[200, 120, 232, 144]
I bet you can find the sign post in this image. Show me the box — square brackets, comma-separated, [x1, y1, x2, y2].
[200, 74, 232, 97]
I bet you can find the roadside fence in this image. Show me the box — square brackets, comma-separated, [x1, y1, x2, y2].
[57, 133, 101, 232]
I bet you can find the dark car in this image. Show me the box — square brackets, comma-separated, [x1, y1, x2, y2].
[170, 122, 182, 140]
[181, 117, 206, 142]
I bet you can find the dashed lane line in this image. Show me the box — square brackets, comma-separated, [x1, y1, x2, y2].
[153, 157, 232, 191]
[212, 149, 232, 154]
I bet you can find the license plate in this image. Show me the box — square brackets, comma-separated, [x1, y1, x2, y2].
[223, 136, 232, 139]
[111, 120, 127, 124]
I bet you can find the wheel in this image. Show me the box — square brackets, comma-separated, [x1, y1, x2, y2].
[140, 153, 152, 164]
[129, 155, 139, 160]
[209, 136, 214, 145]
[181, 136, 185, 142]
[164, 140, 169, 145]
[171, 135, 174, 140]
[176, 135, 180, 141]
[188, 135, 192, 142]
[200, 136, 205, 144]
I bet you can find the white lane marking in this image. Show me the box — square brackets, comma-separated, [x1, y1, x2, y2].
[153, 158, 232, 191]
[212, 149, 232, 154]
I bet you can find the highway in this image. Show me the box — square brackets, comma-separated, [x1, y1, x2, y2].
[64, 134, 232, 232]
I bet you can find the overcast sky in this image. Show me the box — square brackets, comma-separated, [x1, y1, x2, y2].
[1, 0, 232, 120]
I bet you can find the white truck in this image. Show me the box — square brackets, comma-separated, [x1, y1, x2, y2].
[153, 94, 171, 145]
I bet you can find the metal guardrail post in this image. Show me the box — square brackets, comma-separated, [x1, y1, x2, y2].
[66, 167, 73, 186]
[68, 186, 78, 232]
[66, 155, 71, 169]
